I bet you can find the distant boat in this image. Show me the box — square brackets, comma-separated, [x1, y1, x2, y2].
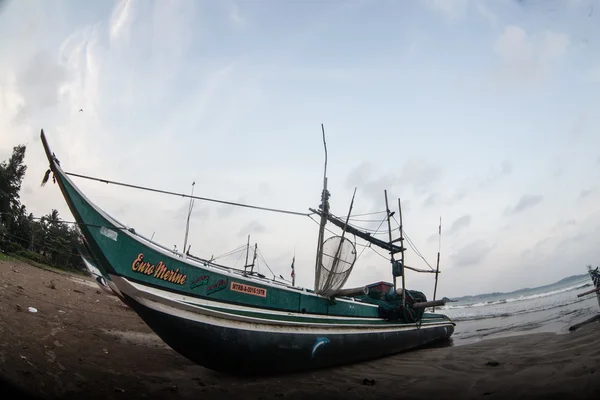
[39, 128, 455, 375]
[588, 265, 600, 308]
[576, 265, 600, 309]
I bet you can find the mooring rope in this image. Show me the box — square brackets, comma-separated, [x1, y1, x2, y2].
[64, 171, 312, 217]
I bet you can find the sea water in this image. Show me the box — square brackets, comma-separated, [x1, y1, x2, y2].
[438, 274, 599, 346]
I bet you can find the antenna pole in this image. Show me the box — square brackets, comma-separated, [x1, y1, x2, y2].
[432, 217, 442, 311]
[398, 198, 406, 307]
[314, 123, 329, 291]
[182, 181, 195, 260]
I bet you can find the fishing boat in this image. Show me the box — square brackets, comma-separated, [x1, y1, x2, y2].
[587, 265, 600, 308]
[39, 128, 455, 375]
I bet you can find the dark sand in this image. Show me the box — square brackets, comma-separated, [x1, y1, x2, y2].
[1, 259, 599, 400]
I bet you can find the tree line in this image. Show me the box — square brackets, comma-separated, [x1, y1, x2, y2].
[0, 144, 84, 272]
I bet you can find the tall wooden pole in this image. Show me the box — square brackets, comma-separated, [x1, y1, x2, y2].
[384, 191, 397, 293]
[182, 181, 195, 260]
[432, 217, 442, 312]
[398, 198, 406, 307]
[244, 234, 250, 270]
[314, 124, 329, 292]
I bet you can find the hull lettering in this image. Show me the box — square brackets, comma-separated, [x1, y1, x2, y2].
[131, 253, 187, 285]
[230, 282, 267, 297]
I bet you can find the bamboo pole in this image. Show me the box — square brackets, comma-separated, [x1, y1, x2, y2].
[384, 191, 397, 294]
[398, 198, 406, 308]
[411, 299, 448, 309]
[313, 124, 328, 291]
[432, 217, 442, 312]
[330, 286, 369, 297]
[577, 286, 600, 297]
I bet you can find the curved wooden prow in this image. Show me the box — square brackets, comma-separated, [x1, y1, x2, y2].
[40, 129, 59, 168]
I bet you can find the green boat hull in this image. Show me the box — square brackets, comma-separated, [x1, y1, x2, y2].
[120, 290, 453, 375]
[40, 130, 455, 374]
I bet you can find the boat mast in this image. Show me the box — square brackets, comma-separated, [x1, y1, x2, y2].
[244, 234, 251, 270]
[432, 217, 442, 312]
[384, 190, 396, 292]
[182, 181, 195, 260]
[250, 243, 258, 274]
[397, 198, 406, 307]
[313, 124, 329, 290]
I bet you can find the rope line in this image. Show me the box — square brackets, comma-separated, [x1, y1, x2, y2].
[64, 171, 312, 217]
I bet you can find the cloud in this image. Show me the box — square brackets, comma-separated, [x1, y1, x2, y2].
[2, 0, 599, 299]
[476, 2, 498, 26]
[227, 1, 246, 27]
[569, 113, 588, 140]
[237, 220, 266, 237]
[216, 196, 248, 219]
[493, 26, 569, 83]
[579, 189, 593, 199]
[448, 215, 471, 234]
[398, 159, 442, 195]
[258, 182, 271, 196]
[505, 194, 543, 215]
[14, 51, 69, 118]
[421, 0, 469, 19]
[451, 160, 512, 201]
[552, 219, 577, 230]
[175, 201, 211, 221]
[345, 161, 374, 189]
[451, 240, 493, 268]
[478, 160, 512, 188]
[109, 0, 135, 46]
[422, 193, 440, 208]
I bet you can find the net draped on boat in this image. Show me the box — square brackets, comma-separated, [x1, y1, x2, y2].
[315, 236, 357, 296]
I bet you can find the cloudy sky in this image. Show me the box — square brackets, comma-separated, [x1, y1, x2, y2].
[1, 0, 599, 298]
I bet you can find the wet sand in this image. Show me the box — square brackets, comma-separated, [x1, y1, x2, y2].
[1, 259, 599, 400]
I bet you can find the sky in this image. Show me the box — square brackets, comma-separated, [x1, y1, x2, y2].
[1, 0, 599, 298]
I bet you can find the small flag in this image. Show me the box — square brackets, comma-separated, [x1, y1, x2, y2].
[291, 256, 295, 278]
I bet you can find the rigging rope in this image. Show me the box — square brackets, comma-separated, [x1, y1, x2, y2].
[64, 171, 312, 217]
[349, 210, 387, 217]
[392, 215, 434, 271]
[212, 244, 248, 261]
[256, 247, 277, 280]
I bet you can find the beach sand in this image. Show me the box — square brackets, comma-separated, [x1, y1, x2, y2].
[1, 259, 598, 400]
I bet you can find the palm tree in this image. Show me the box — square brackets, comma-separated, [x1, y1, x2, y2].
[41, 209, 61, 230]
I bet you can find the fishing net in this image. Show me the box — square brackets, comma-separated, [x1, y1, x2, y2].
[315, 235, 357, 296]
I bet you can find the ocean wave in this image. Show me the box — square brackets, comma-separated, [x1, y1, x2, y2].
[448, 296, 590, 322]
[443, 281, 591, 310]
